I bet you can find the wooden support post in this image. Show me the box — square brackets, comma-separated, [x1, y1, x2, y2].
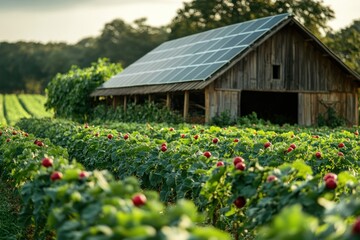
[123, 96, 127, 112]
[148, 94, 152, 102]
[134, 95, 138, 105]
[183, 91, 189, 121]
[112, 96, 119, 108]
[166, 93, 171, 109]
[205, 87, 210, 123]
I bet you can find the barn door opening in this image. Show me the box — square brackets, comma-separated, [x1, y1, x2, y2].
[240, 91, 298, 125]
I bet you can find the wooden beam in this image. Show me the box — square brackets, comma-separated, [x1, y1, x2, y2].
[183, 91, 189, 121]
[123, 96, 127, 112]
[166, 93, 171, 109]
[205, 87, 210, 123]
[134, 95, 138, 104]
[148, 94, 152, 102]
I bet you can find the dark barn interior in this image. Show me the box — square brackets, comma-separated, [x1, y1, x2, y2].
[240, 91, 298, 125]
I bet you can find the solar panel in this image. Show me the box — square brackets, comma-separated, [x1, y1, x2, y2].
[101, 13, 290, 89]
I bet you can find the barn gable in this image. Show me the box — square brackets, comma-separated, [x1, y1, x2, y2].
[92, 14, 360, 126]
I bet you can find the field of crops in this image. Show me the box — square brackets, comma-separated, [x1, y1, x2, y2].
[0, 94, 52, 126]
[1, 118, 357, 239]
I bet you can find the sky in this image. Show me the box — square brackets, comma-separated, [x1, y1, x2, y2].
[0, 0, 359, 44]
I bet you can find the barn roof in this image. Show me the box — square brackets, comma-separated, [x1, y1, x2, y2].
[92, 13, 359, 96]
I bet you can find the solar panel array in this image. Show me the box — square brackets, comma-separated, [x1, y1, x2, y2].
[101, 13, 290, 89]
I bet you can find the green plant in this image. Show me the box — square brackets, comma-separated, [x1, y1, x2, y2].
[318, 107, 346, 128]
[45, 58, 122, 121]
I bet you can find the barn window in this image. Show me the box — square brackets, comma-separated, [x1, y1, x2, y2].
[272, 65, 281, 79]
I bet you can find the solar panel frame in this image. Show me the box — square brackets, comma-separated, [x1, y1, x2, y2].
[100, 14, 290, 89]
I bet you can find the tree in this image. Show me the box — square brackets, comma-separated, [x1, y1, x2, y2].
[96, 18, 168, 67]
[325, 19, 360, 75]
[45, 58, 122, 121]
[169, 0, 334, 39]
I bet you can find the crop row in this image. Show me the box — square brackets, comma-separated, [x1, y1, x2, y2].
[0, 94, 52, 126]
[17, 118, 360, 238]
[0, 127, 229, 239]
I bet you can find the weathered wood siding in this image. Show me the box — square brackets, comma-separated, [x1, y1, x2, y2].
[209, 24, 359, 125]
[298, 92, 358, 126]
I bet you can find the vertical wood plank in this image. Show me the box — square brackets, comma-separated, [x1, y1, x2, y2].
[166, 93, 171, 109]
[183, 91, 189, 121]
[205, 87, 210, 123]
[123, 95, 127, 112]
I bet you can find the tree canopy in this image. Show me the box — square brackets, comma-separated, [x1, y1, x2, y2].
[168, 0, 334, 39]
[325, 19, 360, 75]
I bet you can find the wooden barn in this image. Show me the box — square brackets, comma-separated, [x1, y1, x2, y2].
[91, 13, 360, 126]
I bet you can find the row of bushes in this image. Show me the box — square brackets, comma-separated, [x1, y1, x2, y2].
[0, 126, 230, 239]
[16, 118, 360, 239]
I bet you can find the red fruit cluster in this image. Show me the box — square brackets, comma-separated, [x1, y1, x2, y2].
[233, 138, 239, 143]
[337, 152, 344, 157]
[216, 161, 224, 167]
[267, 175, 278, 182]
[41, 157, 53, 168]
[264, 142, 271, 149]
[6, 138, 11, 142]
[79, 171, 88, 179]
[194, 134, 199, 140]
[212, 138, 219, 144]
[12, 131, 17, 135]
[180, 134, 186, 138]
[315, 152, 322, 159]
[123, 134, 129, 140]
[234, 196, 246, 208]
[107, 134, 113, 140]
[34, 139, 44, 147]
[324, 173, 337, 190]
[132, 193, 147, 207]
[203, 151, 211, 158]
[161, 143, 167, 152]
[338, 142, 345, 148]
[233, 156, 246, 171]
[50, 171, 63, 181]
[169, 127, 174, 131]
[352, 218, 360, 235]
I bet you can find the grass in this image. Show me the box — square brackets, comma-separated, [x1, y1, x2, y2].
[0, 179, 22, 240]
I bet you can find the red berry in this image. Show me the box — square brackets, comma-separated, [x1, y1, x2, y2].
[12, 131, 17, 135]
[169, 127, 174, 131]
[194, 135, 199, 140]
[0, 131, 2, 136]
[41, 157, 53, 168]
[180, 134, 185, 138]
[286, 147, 293, 153]
[235, 162, 246, 171]
[315, 152, 322, 159]
[132, 193, 147, 207]
[338, 143, 345, 148]
[123, 134, 129, 140]
[325, 178, 337, 190]
[312, 135, 319, 138]
[84, 123, 89, 129]
[50, 171, 63, 181]
[161, 145, 167, 152]
[290, 143, 296, 149]
[338, 152, 344, 157]
[233, 156, 244, 166]
[107, 134, 113, 139]
[24, 133, 29, 137]
[94, 132, 99, 137]
[37, 141, 44, 147]
[212, 138, 219, 144]
[234, 196, 246, 208]
[264, 142, 271, 149]
[323, 173, 337, 181]
[267, 175, 277, 182]
[352, 218, 360, 235]
[203, 151, 211, 158]
[6, 138, 11, 142]
[161, 142, 167, 147]
[79, 171, 88, 179]
[233, 138, 239, 143]
[355, 130, 359, 136]
[216, 161, 224, 167]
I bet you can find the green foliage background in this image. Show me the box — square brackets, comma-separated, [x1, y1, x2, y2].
[45, 59, 122, 121]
